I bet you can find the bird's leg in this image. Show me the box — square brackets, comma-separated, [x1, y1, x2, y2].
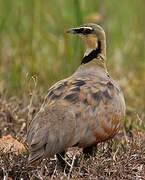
[83, 145, 97, 159]
[40, 159, 47, 177]
[56, 151, 66, 169]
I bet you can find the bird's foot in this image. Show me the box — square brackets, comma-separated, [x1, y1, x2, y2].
[56, 151, 67, 170]
[83, 145, 97, 159]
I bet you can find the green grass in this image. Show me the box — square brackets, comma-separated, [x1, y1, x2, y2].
[0, 0, 145, 112]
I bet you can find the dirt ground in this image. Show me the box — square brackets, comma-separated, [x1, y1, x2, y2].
[0, 94, 145, 180]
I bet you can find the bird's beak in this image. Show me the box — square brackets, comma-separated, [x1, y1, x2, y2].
[66, 28, 80, 34]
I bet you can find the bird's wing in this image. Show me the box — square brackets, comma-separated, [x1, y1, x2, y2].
[27, 96, 77, 164]
[45, 74, 120, 107]
[27, 76, 88, 163]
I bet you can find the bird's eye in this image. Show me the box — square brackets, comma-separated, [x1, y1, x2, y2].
[83, 28, 93, 35]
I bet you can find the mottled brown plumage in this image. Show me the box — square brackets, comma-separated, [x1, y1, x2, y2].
[27, 23, 126, 164]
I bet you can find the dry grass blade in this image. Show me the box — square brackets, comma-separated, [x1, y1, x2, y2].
[67, 153, 76, 179]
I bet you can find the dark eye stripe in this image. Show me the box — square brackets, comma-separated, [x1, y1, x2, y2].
[75, 27, 93, 35]
[75, 28, 84, 34]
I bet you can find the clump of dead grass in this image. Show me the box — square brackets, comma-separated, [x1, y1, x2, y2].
[0, 94, 145, 179]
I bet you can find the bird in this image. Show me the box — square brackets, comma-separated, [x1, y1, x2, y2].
[27, 23, 126, 165]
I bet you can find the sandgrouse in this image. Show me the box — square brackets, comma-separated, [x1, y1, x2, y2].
[27, 23, 126, 165]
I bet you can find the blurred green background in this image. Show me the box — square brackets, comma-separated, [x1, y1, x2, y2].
[0, 0, 145, 121]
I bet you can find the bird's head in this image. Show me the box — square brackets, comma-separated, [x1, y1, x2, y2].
[67, 23, 106, 64]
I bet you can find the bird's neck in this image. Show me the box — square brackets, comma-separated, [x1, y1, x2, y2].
[81, 38, 106, 66]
